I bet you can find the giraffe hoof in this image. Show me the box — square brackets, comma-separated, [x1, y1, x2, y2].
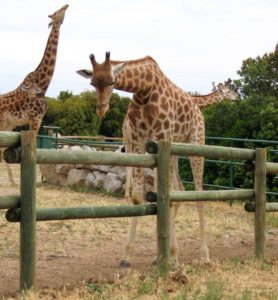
[120, 259, 131, 268]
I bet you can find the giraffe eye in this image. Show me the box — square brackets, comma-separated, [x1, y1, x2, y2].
[108, 81, 115, 86]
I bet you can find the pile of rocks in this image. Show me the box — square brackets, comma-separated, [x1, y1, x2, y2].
[40, 145, 127, 193]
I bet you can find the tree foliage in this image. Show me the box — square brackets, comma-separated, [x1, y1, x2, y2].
[43, 91, 130, 137]
[237, 43, 278, 98]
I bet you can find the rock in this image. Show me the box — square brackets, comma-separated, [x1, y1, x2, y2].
[109, 166, 126, 181]
[69, 145, 82, 151]
[66, 169, 91, 186]
[81, 145, 96, 152]
[85, 171, 106, 189]
[56, 164, 73, 175]
[88, 164, 113, 173]
[103, 172, 123, 193]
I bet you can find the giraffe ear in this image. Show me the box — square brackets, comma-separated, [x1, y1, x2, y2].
[76, 69, 93, 79]
[112, 63, 125, 75]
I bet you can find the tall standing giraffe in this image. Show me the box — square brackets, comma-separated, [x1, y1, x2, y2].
[0, 4, 68, 184]
[77, 53, 237, 267]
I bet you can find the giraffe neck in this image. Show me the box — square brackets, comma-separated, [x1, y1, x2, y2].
[192, 91, 223, 109]
[114, 57, 159, 104]
[20, 24, 61, 95]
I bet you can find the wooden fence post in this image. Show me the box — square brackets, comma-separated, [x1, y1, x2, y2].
[254, 148, 266, 259]
[20, 131, 37, 291]
[156, 140, 170, 275]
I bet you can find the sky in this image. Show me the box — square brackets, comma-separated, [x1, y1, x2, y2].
[0, 0, 277, 98]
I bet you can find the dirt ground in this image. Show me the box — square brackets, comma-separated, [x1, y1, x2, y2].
[0, 163, 278, 298]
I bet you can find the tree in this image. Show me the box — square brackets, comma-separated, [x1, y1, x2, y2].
[237, 43, 278, 98]
[99, 94, 130, 137]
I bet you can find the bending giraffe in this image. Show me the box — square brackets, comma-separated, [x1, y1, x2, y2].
[123, 81, 238, 199]
[0, 4, 68, 184]
[77, 52, 238, 267]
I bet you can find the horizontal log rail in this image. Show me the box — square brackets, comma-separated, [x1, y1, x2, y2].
[0, 132, 21, 148]
[146, 189, 254, 203]
[0, 195, 20, 209]
[4, 148, 157, 168]
[266, 162, 278, 174]
[245, 202, 278, 213]
[6, 204, 157, 222]
[146, 141, 255, 161]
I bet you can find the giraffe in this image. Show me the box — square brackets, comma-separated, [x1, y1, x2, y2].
[192, 80, 238, 109]
[77, 52, 236, 267]
[123, 81, 238, 199]
[0, 4, 68, 184]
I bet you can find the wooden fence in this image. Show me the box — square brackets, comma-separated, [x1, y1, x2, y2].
[0, 131, 277, 293]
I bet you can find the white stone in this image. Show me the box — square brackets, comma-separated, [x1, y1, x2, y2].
[66, 169, 91, 186]
[103, 172, 123, 193]
[109, 166, 126, 181]
[85, 171, 106, 189]
[69, 145, 82, 151]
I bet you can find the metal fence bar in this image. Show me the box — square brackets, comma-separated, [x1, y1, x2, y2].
[206, 136, 278, 146]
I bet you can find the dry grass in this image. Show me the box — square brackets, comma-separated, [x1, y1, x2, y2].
[0, 162, 278, 300]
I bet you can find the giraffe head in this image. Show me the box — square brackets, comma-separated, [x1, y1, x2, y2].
[48, 4, 69, 28]
[212, 79, 239, 100]
[77, 52, 124, 118]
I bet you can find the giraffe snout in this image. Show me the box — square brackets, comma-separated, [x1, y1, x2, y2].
[96, 103, 109, 119]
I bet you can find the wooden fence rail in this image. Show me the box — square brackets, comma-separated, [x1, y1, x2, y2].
[0, 131, 277, 294]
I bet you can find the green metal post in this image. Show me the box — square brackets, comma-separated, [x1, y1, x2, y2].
[254, 148, 266, 259]
[228, 162, 234, 206]
[20, 131, 37, 291]
[156, 140, 170, 276]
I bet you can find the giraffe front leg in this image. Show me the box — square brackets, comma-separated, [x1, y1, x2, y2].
[6, 162, 16, 186]
[169, 158, 181, 267]
[120, 217, 138, 267]
[189, 155, 210, 262]
[120, 167, 145, 267]
[169, 204, 179, 267]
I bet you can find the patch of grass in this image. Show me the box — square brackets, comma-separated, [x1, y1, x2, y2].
[266, 213, 278, 228]
[137, 275, 157, 296]
[241, 288, 252, 300]
[69, 183, 124, 198]
[230, 256, 240, 266]
[260, 260, 272, 271]
[202, 280, 224, 300]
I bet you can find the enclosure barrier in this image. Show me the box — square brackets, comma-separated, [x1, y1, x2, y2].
[6, 204, 157, 222]
[0, 131, 277, 293]
[146, 141, 278, 260]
